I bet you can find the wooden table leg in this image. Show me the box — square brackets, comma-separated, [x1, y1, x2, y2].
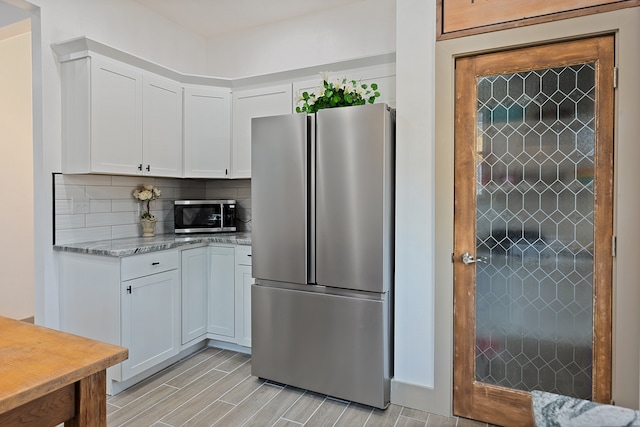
[65, 370, 107, 427]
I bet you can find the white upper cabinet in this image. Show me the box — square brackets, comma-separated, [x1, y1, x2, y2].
[142, 75, 183, 177]
[183, 86, 232, 178]
[54, 37, 395, 180]
[60, 54, 183, 177]
[231, 84, 293, 178]
[87, 56, 143, 175]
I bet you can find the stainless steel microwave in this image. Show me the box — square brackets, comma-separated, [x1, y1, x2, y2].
[174, 200, 237, 234]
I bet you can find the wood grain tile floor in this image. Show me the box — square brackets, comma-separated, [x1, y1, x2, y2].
[107, 347, 490, 427]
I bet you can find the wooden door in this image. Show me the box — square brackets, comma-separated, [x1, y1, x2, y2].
[453, 36, 614, 426]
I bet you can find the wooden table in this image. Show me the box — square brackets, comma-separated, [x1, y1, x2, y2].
[0, 316, 127, 426]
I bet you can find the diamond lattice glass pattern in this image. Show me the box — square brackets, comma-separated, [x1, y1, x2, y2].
[474, 63, 595, 399]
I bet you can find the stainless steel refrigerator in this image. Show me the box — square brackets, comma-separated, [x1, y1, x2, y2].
[251, 103, 394, 409]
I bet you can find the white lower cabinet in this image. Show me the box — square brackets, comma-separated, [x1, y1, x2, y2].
[208, 245, 236, 337]
[180, 244, 253, 348]
[57, 243, 252, 394]
[121, 268, 180, 379]
[58, 249, 180, 389]
[181, 246, 209, 344]
[235, 245, 253, 347]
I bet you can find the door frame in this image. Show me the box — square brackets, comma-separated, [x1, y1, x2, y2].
[452, 36, 614, 425]
[428, 8, 640, 418]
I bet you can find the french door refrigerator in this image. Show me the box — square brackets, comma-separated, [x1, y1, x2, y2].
[251, 102, 394, 409]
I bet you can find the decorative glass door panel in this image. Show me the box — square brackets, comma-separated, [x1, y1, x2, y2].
[475, 63, 595, 399]
[453, 36, 613, 426]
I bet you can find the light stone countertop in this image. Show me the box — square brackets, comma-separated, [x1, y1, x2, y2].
[53, 232, 251, 257]
[531, 390, 640, 426]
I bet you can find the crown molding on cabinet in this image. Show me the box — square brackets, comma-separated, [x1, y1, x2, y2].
[51, 36, 232, 87]
[51, 36, 396, 90]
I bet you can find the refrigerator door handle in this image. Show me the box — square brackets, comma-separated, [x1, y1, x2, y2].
[307, 114, 316, 285]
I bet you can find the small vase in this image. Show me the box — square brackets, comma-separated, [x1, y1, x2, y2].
[140, 218, 157, 237]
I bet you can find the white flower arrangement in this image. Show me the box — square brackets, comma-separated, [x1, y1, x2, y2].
[295, 72, 381, 114]
[133, 184, 161, 220]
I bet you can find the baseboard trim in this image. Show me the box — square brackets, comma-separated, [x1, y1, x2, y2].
[391, 378, 451, 417]
[207, 339, 251, 355]
[108, 341, 207, 395]
[20, 316, 34, 324]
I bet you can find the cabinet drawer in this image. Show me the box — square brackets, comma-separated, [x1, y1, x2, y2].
[121, 250, 179, 281]
[235, 245, 252, 266]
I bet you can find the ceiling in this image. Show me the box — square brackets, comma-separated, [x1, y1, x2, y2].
[134, 0, 365, 39]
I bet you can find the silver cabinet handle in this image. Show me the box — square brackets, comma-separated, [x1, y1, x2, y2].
[460, 252, 487, 265]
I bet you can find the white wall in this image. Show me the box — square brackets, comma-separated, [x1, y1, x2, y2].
[391, 0, 439, 410]
[0, 22, 34, 320]
[205, 0, 396, 78]
[34, 0, 208, 75]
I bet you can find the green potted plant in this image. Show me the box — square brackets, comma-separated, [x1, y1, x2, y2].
[295, 72, 381, 114]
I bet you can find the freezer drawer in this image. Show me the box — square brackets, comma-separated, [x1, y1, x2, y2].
[251, 284, 391, 409]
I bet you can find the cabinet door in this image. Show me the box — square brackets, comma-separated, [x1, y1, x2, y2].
[235, 245, 253, 347]
[121, 269, 180, 380]
[143, 75, 183, 177]
[184, 86, 231, 178]
[181, 247, 208, 344]
[91, 56, 143, 175]
[236, 263, 254, 347]
[231, 84, 292, 178]
[208, 246, 235, 337]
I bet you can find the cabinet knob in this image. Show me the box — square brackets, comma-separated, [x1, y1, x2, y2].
[152, 262, 160, 266]
[126, 285, 132, 294]
[146, 165, 151, 172]
[138, 164, 143, 171]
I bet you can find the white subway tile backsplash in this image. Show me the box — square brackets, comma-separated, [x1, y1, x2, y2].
[174, 187, 206, 200]
[90, 200, 112, 213]
[55, 200, 73, 215]
[86, 212, 137, 228]
[86, 185, 138, 200]
[206, 188, 237, 199]
[111, 175, 155, 187]
[55, 214, 86, 229]
[156, 199, 174, 212]
[208, 178, 251, 189]
[155, 220, 172, 235]
[56, 226, 112, 245]
[112, 223, 141, 239]
[54, 175, 252, 243]
[55, 184, 85, 200]
[237, 187, 251, 199]
[55, 174, 112, 186]
[157, 177, 206, 189]
[112, 199, 138, 213]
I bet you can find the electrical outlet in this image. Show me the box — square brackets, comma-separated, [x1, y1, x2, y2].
[72, 197, 90, 214]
